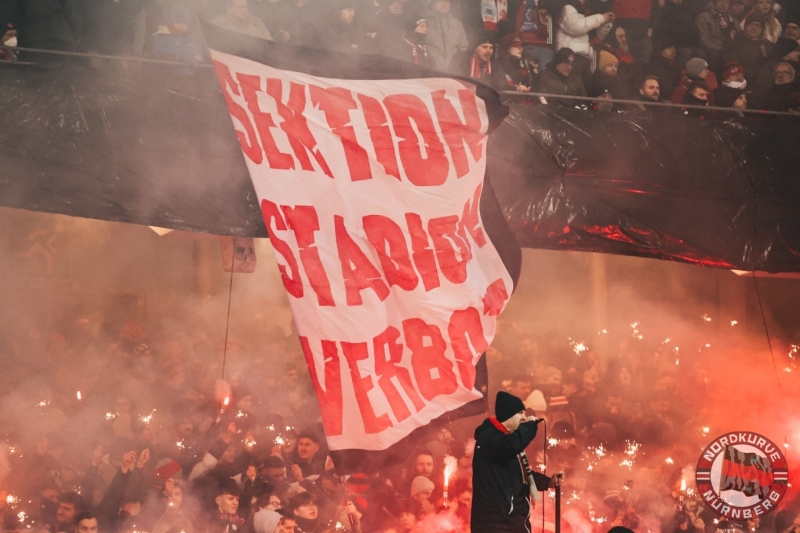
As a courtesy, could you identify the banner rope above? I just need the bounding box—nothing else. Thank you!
[221,237,236,384]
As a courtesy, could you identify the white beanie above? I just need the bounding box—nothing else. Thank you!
[525,389,547,412]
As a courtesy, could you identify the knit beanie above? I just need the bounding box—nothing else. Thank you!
[495,391,525,422]
[598,50,619,71]
[552,47,575,67]
[524,389,547,412]
[686,57,708,78]
[409,476,435,497]
[722,62,744,80]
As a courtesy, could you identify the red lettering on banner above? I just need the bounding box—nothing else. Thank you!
[281,205,334,306]
[213,61,263,164]
[373,326,425,421]
[358,94,401,181]
[265,79,333,177]
[260,199,303,298]
[429,215,471,284]
[431,90,484,179]
[310,86,372,181]
[405,213,441,292]
[363,215,418,292]
[237,73,295,170]
[461,184,487,247]
[341,342,393,433]
[403,318,459,400]
[335,216,391,306]
[448,307,488,389]
[384,94,449,186]
[300,337,343,436]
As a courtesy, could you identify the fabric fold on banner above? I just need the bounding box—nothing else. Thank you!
[204,23,520,472]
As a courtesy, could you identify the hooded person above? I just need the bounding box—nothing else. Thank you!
[253,509,280,533]
[471,392,555,533]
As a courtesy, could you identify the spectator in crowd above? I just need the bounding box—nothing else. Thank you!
[555,0,615,83]
[449,31,509,91]
[635,75,667,107]
[755,37,800,90]
[426,0,469,71]
[398,15,434,66]
[645,38,683,99]
[588,50,635,104]
[409,476,435,514]
[597,23,638,93]
[723,13,774,84]
[714,83,749,114]
[652,0,704,69]
[612,0,654,63]
[212,479,245,533]
[251,0,318,46]
[783,16,800,47]
[150,3,204,65]
[501,34,538,91]
[720,60,748,88]
[696,0,738,74]
[672,57,718,104]
[739,0,782,43]
[755,61,798,109]
[539,47,588,103]
[291,431,326,480]
[321,0,364,54]
[211,0,273,41]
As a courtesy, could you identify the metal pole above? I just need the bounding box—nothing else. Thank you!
[555,483,561,533]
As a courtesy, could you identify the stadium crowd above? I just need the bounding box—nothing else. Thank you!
[2,0,800,113]
[0,314,798,533]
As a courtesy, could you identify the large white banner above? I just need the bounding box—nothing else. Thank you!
[211,49,513,452]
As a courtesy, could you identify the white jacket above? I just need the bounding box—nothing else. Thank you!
[555,5,606,60]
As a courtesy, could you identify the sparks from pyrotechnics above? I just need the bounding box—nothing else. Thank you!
[599,329,608,334]
[105,412,117,420]
[630,322,643,340]
[76,391,82,401]
[244,436,257,449]
[274,435,286,446]
[6,494,18,505]
[139,409,156,424]
[702,426,710,437]
[236,410,246,418]
[548,437,560,447]
[665,457,674,464]
[569,338,588,355]
[731,320,738,326]
[176,441,186,450]
[18,511,26,522]
[702,314,712,322]
[37,400,49,407]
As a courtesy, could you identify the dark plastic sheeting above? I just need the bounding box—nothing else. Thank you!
[487,106,800,272]
[1,61,800,271]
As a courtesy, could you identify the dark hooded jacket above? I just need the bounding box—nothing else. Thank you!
[471,418,550,532]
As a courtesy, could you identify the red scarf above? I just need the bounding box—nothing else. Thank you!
[404,38,427,65]
[470,56,492,79]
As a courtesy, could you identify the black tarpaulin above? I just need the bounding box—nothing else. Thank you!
[486,106,800,272]
[1,60,800,271]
